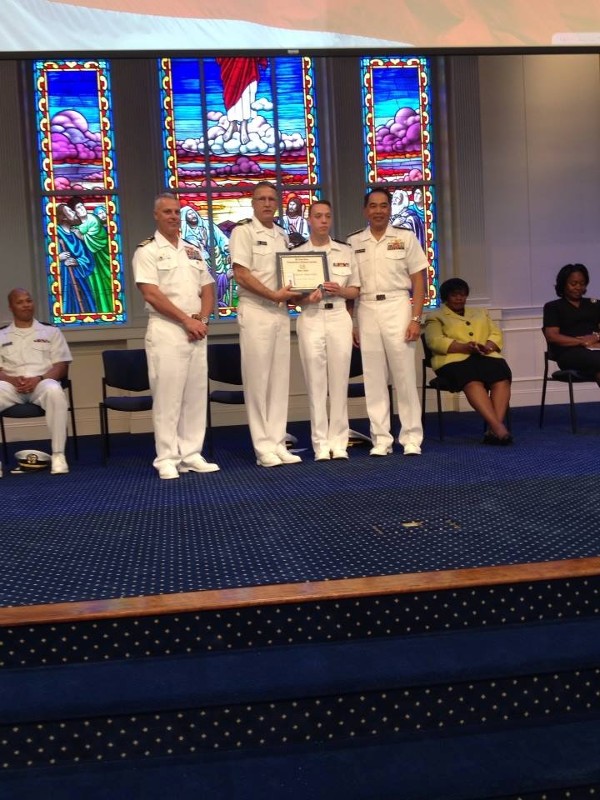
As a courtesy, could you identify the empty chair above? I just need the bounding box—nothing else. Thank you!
[539,349,596,434]
[99,349,152,463]
[206,341,245,455]
[347,347,394,445]
[0,377,78,464]
[347,346,367,402]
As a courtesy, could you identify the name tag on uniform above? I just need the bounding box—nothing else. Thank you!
[33,339,51,344]
[256,240,268,246]
[387,240,405,251]
[354,248,366,254]
[1,341,12,347]
[333,261,349,269]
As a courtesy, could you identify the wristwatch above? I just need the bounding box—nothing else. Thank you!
[200,316,210,325]
[411,315,422,324]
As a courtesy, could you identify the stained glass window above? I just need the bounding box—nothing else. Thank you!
[361,56,439,308]
[159,56,320,317]
[33,59,126,326]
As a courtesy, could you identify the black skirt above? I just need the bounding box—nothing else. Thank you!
[436,354,512,392]
[553,346,600,376]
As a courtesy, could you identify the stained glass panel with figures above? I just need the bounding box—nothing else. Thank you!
[33,59,126,325]
[160,56,320,317]
[361,56,439,308]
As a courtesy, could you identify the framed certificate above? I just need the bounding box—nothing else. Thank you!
[277,252,328,293]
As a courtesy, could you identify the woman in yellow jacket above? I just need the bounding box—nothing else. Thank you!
[424,278,513,444]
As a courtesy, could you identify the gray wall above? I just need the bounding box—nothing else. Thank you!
[478,54,600,309]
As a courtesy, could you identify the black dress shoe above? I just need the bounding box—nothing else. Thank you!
[499,434,514,446]
[482,432,500,445]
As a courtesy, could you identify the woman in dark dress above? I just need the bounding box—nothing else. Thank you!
[543,264,600,384]
[424,278,513,444]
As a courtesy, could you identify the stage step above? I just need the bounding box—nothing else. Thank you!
[2,615,600,798]
[1,719,600,799]
[3,616,600,724]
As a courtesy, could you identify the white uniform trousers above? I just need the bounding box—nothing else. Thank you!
[357,294,423,449]
[237,299,291,459]
[0,379,69,454]
[297,304,353,453]
[145,316,208,471]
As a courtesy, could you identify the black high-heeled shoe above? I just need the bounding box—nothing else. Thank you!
[482,432,500,445]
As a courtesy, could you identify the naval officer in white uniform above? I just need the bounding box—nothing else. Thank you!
[133,193,219,480]
[347,188,428,457]
[294,200,360,460]
[0,288,72,474]
[229,181,302,468]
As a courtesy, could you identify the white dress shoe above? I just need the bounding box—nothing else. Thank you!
[403,443,422,456]
[51,453,69,474]
[179,454,220,473]
[369,445,392,457]
[256,453,283,468]
[275,446,302,464]
[314,449,331,461]
[158,463,179,479]
[331,449,349,460]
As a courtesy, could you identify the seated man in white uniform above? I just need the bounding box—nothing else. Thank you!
[0,288,72,474]
[133,192,219,480]
[294,200,360,460]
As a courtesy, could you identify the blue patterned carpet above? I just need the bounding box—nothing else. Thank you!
[1,404,599,607]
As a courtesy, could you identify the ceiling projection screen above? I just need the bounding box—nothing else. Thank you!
[1,0,599,54]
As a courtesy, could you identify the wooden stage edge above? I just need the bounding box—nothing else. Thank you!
[0,557,600,627]
[2,556,600,627]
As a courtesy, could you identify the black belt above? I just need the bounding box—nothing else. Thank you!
[324,302,334,309]
[376,294,386,301]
